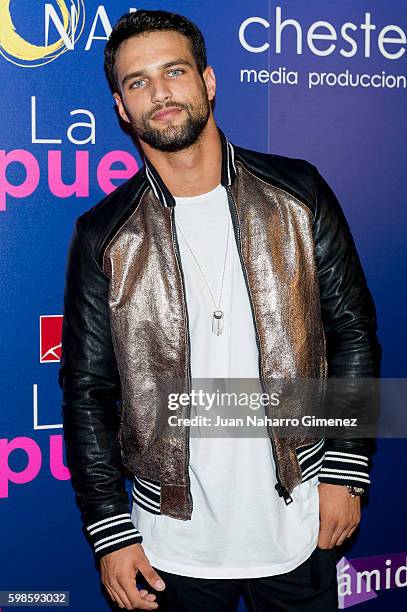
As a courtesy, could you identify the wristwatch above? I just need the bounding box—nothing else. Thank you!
[345,485,365,497]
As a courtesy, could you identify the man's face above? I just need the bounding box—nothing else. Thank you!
[113,30,216,152]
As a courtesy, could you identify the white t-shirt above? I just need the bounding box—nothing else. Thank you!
[131,183,320,578]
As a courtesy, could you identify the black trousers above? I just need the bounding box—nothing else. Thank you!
[137,545,339,612]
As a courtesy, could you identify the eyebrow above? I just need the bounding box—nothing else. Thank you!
[121,59,194,87]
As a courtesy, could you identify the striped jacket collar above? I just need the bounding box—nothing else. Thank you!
[143,126,236,207]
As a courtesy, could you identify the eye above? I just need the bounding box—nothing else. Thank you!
[168,68,184,77]
[130,79,146,89]
[129,79,148,89]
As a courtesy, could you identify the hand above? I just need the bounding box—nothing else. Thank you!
[100,543,165,610]
[317,483,361,549]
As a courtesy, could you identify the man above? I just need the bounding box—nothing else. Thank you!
[59,9,381,612]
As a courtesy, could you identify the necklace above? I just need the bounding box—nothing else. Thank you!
[175,212,231,336]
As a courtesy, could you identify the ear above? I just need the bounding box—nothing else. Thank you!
[113,93,130,124]
[202,66,216,102]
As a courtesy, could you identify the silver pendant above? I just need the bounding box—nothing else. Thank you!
[212,310,224,336]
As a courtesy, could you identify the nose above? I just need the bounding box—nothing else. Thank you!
[150,77,173,105]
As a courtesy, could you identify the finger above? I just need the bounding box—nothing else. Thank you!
[329,524,348,548]
[118,578,159,610]
[330,498,361,547]
[139,589,154,597]
[337,516,360,545]
[106,584,126,609]
[138,588,157,602]
[111,582,134,610]
[345,524,359,540]
[353,505,361,525]
[317,523,336,549]
[343,505,360,542]
[336,527,354,546]
[105,584,122,607]
[138,558,166,591]
[111,593,126,609]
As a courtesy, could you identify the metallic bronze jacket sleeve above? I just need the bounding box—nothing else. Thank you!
[59,217,142,561]
[311,166,382,490]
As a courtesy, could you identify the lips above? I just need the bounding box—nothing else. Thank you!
[151,107,182,121]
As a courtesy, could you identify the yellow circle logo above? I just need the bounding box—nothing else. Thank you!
[0,0,85,67]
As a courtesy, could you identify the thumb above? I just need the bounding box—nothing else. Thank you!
[138,557,166,591]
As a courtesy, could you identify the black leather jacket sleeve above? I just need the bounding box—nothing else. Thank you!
[59,217,142,561]
[311,165,382,490]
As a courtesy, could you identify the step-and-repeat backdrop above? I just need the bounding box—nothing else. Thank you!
[1,1,406,610]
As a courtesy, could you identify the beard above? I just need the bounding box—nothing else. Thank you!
[128,81,211,153]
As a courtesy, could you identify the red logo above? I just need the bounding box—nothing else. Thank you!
[40,315,63,363]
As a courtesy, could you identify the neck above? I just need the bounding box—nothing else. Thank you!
[140,117,222,197]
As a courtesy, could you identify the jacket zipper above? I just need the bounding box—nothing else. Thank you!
[169,206,194,514]
[225,185,293,505]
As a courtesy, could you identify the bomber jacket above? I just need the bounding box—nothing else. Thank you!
[59,126,382,562]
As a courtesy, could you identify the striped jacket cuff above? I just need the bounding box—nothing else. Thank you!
[318,448,371,489]
[85,511,143,560]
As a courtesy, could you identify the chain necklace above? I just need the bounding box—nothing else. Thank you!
[175,212,231,336]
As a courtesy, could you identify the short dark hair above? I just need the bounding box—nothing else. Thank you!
[104,9,207,93]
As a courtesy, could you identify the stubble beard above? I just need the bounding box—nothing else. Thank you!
[128,83,211,153]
